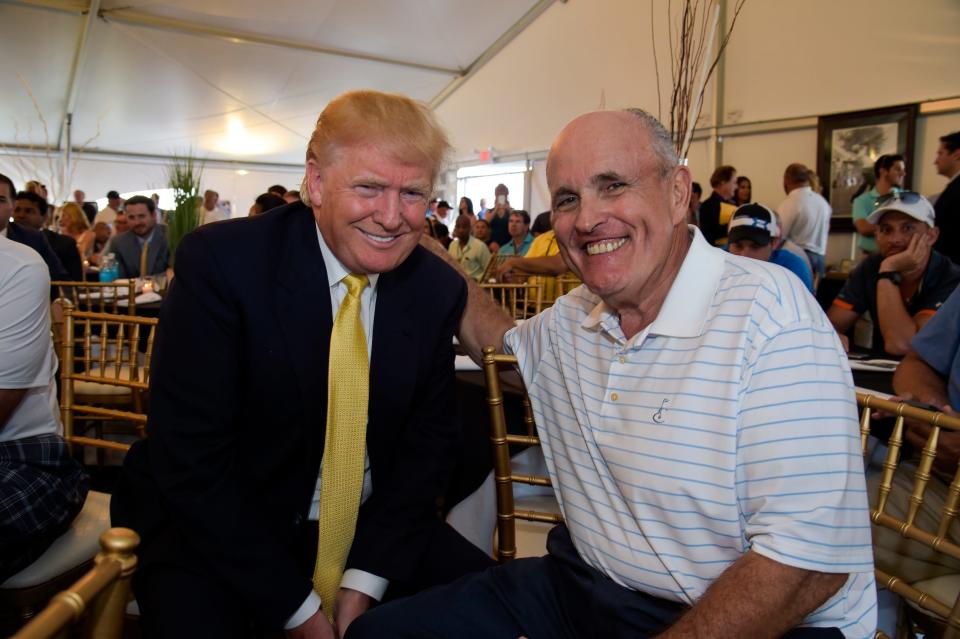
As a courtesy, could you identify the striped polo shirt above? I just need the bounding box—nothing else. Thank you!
[505,227,876,637]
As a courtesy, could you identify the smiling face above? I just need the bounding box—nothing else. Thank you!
[547,111,690,306]
[306,144,430,274]
[125,203,156,238]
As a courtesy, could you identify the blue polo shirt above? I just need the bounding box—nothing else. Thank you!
[498,233,533,257]
[770,248,814,293]
[911,287,960,409]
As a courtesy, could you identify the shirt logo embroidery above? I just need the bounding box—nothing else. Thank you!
[652,399,669,424]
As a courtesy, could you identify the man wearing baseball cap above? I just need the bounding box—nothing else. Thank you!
[726,203,814,292]
[828,192,960,355]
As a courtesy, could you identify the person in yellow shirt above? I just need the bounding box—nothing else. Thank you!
[496,228,576,303]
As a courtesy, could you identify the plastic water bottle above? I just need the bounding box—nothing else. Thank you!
[99,254,117,282]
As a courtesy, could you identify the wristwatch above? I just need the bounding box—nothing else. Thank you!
[877,271,902,285]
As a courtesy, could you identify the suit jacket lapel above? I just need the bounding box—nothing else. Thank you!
[275,206,333,446]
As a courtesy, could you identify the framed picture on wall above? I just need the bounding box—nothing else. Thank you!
[816,104,918,226]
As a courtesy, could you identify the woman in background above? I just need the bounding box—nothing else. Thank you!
[734,176,752,205]
[59,202,95,258]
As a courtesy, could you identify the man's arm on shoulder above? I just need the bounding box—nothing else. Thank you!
[658,550,846,639]
[419,235,513,363]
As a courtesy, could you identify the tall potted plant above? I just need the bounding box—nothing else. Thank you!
[166,152,203,268]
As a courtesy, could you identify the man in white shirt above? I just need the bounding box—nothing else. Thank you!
[777,163,832,282]
[353,108,875,639]
[199,189,229,225]
[0,236,88,581]
[93,190,123,226]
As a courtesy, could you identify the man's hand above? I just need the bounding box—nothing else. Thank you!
[496,257,521,281]
[880,233,930,276]
[286,608,336,639]
[334,587,372,637]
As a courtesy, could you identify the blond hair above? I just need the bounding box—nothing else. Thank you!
[300,90,450,203]
[59,202,89,234]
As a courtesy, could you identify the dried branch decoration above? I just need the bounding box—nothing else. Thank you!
[651,0,746,160]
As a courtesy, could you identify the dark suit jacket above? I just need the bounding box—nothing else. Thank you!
[112,225,170,278]
[934,177,960,265]
[112,202,470,627]
[5,221,67,281]
[42,229,83,281]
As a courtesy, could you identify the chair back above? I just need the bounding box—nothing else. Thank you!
[857,392,960,638]
[482,347,563,562]
[52,281,137,316]
[62,309,158,450]
[11,528,139,639]
[554,275,582,297]
[479,253,510,283]
[479,281,545,320]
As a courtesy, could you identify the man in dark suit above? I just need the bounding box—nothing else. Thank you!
[111,90,493,639]
[13,190,83,281]
[110,195,169,278]
[0,173,67,283]
[933,130,960,265]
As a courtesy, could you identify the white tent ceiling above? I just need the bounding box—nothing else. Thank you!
[0,0,555,167]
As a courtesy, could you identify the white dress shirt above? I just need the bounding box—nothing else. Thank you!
[776,186,831,255]
[285,223,385,629]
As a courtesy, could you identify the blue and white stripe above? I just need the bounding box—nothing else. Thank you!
[505,227,876,637]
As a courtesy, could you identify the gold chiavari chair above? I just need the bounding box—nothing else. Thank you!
[554,275,582,297]
[480,280,545,321]
[62,309,158,452]
[11,528,139,639]
[479,253,512,283]
[52,280,138,316]
[482,347,563,562]
[857,392,960,639]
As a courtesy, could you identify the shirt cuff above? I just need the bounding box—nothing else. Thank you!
[340,569,388,601]
[284,591,321,630]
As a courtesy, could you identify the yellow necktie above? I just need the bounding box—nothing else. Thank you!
[313,273,369,620]
[139,240,149,276]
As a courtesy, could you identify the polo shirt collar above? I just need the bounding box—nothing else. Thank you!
[315,222,380,291]
[581,226,723,339]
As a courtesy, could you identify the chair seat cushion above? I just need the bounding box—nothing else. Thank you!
[74,365,146,396]
[905,573,960,619]
[0,491,111,589]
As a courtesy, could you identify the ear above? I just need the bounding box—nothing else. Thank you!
[670,165,693,225]
[927,225,940,245]
[305,159,324,207]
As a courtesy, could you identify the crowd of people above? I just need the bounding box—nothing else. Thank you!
[2,87,960,638]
